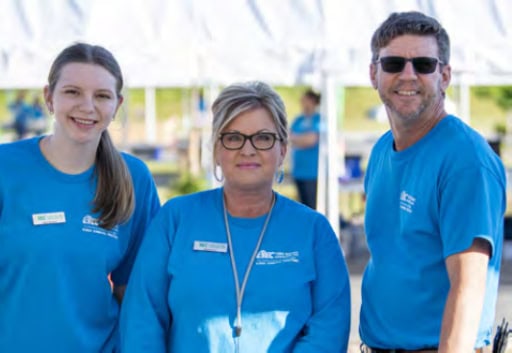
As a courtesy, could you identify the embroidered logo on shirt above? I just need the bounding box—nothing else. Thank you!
[400,190,416,214]
[255,250,299,265]
[82,215,119,239]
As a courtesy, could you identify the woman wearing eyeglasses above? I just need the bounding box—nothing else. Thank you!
[120,81,350,353]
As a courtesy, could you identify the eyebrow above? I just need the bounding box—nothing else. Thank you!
[224,129,275,133]
[60,84,115,93]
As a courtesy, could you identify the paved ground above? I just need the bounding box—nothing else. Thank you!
[343,238,512,353]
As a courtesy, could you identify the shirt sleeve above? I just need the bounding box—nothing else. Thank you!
[119,204,173,353]
[440,165,506,259]
[293,216,351,353]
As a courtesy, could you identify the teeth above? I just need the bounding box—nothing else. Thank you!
[397,90,417,96]
[74,118,95,125]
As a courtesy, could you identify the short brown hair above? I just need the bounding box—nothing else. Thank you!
[370,11,450,65]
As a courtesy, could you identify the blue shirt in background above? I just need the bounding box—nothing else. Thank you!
[290,113,321,180]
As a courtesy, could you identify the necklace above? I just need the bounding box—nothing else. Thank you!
[222,191,276,347]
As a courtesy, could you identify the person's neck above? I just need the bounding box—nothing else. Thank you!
[223,187,274,218]
[40,134,97,174]
[390,105,447,151]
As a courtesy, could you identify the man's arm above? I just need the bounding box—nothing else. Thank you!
[438,238,491,353]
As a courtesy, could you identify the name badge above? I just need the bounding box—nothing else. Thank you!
[32,212,66,225]
[193,240,228,253]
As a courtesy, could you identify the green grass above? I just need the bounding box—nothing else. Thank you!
[468,87,509,134]
[344,87,388,131]
[155,88,194,121]
[0,92,7,121]
[274,85,310,120]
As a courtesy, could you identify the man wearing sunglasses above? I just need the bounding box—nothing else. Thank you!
[360,11,506,353]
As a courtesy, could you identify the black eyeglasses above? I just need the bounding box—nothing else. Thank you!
[219,132,282,151]
[376,56,444,74]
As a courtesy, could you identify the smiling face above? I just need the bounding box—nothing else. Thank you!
[370,34,451,128]
[44,62,122,147]
[215,107,286,193]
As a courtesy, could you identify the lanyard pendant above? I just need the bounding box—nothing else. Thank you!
[235,326,242,337]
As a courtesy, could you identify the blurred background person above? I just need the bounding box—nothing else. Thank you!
[7,90,31,140]
[28,96,49,135]
[290,89,321,209]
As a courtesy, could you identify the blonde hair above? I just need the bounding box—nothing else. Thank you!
[211,81,288,162]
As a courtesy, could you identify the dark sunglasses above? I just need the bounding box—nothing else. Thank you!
[376,56,444,74]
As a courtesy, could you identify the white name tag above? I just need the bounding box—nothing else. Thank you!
[32,212,66,225]
[193,240,228,253]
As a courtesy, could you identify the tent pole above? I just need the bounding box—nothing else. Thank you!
[458,72,471,125]
[144,87,157,143]
[320,73,341,239]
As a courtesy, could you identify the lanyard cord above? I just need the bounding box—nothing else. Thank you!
[223,192,276,351]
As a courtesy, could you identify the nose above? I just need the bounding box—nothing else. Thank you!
[239,137,256,155]
[399,61,418,79]
[78,94,95,113]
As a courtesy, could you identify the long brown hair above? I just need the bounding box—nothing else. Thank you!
[47,42,134,229]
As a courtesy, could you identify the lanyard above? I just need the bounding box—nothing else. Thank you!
[222,192,276,350]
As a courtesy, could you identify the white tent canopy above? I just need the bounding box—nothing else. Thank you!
[2,0,512,88]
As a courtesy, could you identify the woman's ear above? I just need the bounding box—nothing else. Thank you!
[279,143,287,164]
[43,85,53,114]
[112,95,124,120]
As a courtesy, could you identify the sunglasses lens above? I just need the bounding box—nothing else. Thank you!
[378,57,440,74]
[412,57,439,74]
[379,57,405,73]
